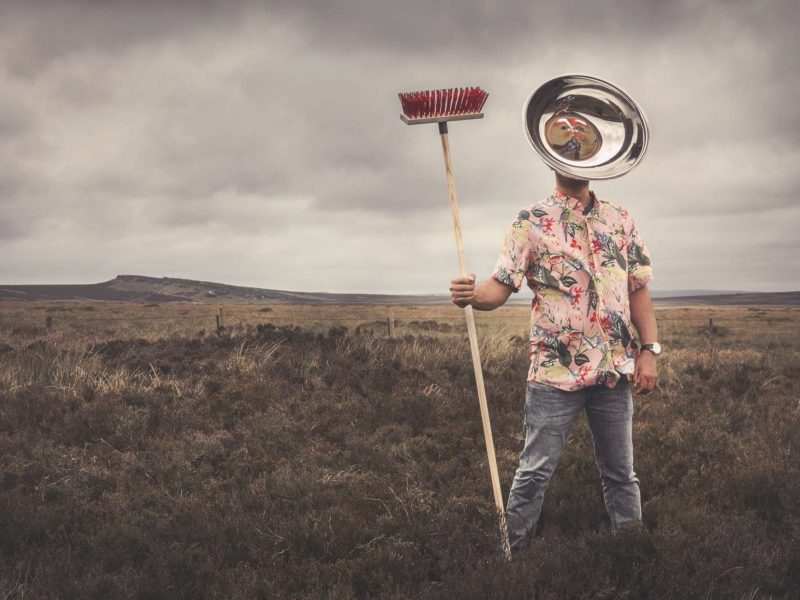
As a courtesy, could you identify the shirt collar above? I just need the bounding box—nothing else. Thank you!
[552,189,597,216]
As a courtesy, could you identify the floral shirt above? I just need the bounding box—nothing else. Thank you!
[492,189,653,391]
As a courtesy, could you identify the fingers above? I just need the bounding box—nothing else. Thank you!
[451,290,473,306]
[450,274,476,307]
[632,356,659,394]
[450,273,476,286]
[639,380,657,394]
[634,374,659,394]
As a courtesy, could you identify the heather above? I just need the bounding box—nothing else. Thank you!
[0,303,798,598]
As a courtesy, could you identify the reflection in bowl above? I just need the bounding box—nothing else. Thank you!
[524,75,650,180]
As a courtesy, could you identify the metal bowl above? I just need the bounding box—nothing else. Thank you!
[523,74,650,180]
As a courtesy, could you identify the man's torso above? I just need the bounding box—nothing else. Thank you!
[492,190,653,391]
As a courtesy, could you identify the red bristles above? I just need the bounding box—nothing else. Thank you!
[399,86,489,120]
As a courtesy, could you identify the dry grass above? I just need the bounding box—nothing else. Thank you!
[0,301,798,598]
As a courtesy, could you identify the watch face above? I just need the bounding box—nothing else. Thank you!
[644,342,662,355]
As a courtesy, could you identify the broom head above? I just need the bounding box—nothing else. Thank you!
[399,87,488,125]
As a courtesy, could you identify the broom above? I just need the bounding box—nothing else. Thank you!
[398,87,511,560]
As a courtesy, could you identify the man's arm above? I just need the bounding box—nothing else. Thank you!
[629,285,659,394]
[450,274,513,311]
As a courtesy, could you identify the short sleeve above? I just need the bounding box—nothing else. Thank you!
[626,217,653,293]
[491,211,534,293]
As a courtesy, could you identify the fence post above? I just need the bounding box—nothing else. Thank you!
[708,317,714,331]
[45,316,53,331]
[215,314,222,337]
[387,310,395,338]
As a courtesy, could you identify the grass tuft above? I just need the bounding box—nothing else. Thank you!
[0,303,798,597]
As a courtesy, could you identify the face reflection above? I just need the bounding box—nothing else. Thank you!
[544,112,601,161]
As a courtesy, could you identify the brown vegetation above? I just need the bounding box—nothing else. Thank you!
[0,302,798,598]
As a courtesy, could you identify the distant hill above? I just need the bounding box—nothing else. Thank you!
[0,275,445,305]
[0,275,798,306]
[652,291,800,306]
[648,289,751,298]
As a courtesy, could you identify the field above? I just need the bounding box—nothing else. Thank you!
[1,301,799,598]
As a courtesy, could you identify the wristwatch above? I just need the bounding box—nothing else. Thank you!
[640,342,662,356]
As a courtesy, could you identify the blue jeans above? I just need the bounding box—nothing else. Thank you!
[506,377,641,552]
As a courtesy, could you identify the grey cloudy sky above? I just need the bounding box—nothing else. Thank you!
[1,0,798,293]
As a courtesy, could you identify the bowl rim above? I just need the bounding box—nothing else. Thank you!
[522,73,651,180]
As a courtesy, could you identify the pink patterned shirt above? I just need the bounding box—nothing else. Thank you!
[492,189,653,391]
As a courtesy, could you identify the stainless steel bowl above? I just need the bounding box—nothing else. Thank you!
[523,74,650,180]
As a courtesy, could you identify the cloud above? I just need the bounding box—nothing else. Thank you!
[0,0,798,292]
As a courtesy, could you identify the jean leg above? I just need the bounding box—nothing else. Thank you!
[585,378,641,530]
[506,382,584,552]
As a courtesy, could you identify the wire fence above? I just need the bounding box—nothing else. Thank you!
[1,313,769,324]
[2,304,792,339]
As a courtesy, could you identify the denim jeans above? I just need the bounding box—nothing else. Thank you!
[506,376,641,552]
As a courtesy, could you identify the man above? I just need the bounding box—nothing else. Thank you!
[449,173,659,553]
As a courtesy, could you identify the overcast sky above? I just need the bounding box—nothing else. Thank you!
[1,0,798,293]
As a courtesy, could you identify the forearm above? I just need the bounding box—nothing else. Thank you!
[470,279,506,310]
[629,286,658,343]
[450,273,513,310]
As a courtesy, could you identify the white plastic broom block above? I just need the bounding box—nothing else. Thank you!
[400,113,484,126]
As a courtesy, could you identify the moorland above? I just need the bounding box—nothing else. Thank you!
[0,301,798,598]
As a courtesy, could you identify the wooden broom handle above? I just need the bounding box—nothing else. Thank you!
[438,122,511,559]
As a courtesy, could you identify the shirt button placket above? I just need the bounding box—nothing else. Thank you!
[584,218,612,354]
